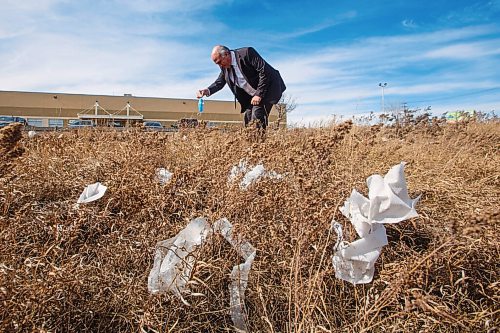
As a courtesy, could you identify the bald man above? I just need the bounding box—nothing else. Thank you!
[197,45,286,129]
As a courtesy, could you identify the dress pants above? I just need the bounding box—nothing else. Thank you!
[243,102,273,129]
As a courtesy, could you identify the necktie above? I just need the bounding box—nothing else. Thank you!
[229,66,237,109]
[230,66,237,86]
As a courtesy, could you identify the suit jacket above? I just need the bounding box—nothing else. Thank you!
[207,47,286,112]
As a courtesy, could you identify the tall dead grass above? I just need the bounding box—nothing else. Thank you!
[0,121,498,332]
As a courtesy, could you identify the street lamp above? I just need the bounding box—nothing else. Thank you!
[378,82,387,113]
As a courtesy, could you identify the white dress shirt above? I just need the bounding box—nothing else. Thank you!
[230,51,257,96]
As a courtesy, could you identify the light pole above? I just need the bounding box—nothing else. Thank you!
[378,82,387,113]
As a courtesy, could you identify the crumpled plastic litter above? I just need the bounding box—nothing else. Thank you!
[76,182,107,204]
[241,164,266,189]
[156,167,173,185]
[148,217,256,332]
[148,217,211,304]
[214,218,256,332]
[332,162,421,284]
[28,131,37,138]
[228,159,283,190]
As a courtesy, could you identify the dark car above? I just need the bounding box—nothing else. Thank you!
[143,121,163,129]
[0,116,28,128]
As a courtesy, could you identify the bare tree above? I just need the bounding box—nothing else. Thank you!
[274,94,297,128]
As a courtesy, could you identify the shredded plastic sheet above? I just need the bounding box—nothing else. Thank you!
[241,165,266,189]
[76,182,107,204]
[214,218,256,332]
[156,168,173,185]
[228,159,283,190]
[148,217,211,304]
[148,217,256,332]
[332,162,421,284]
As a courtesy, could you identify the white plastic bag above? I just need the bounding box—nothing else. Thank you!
[332,163,420,284]
[228,159,283,190]
[156,168,173,185]
[332,222,387,284]
[214,218,256,332]
[148,217,211,304]
[149,217,256,332]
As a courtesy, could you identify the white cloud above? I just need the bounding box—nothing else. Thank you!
[110,0,233,13]
[275,25,500,122]
[1,0,64,11]
[402,19,418,29]
[278,10,358,39]
[423,40,500,59]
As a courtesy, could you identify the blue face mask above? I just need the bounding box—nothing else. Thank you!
[198,98,204,113]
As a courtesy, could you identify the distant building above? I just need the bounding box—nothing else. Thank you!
[0,90,283,128]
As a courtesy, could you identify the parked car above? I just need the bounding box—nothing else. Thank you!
[69,120,95,128]
[143,121,163,129]
[0,116,27,128]
[108,121,124,127]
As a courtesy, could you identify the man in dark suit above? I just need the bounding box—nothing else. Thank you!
[196,45,286,129]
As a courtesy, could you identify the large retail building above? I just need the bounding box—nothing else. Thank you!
[0,90,283,128]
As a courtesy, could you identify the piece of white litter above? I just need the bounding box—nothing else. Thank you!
[332,162,420,284]
[28,131,37,138]
[214,218,256,332]
[77,182,107,204]
[228,159,249,183]
[156,168,173,185]
[332,222,387,284]
[148,217,256,332]
[148,217,211,304]
[266,170,284,180]
[240,164,266,189]
[228,159,284,190]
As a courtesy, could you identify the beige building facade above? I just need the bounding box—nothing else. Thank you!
[0,90,282,128]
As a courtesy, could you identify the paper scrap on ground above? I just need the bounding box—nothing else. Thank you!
[148,217,256,332]
[156,168,173,185]
[28,131,37,138]
[332,162,421,284]
[77,182,107,204]
[228,159,283,189]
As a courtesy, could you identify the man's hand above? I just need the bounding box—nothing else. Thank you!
[196,89,209,98]
[251,96,262,105]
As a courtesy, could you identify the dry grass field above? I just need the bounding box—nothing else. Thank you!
[1,120,499,332]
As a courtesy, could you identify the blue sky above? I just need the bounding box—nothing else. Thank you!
[0,0,499,125]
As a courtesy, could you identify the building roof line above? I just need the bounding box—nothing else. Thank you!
[0,89,233,103]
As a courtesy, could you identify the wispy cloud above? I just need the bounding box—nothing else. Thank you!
[278,11,357,39]
[0,0,227,98]
[278,25,500,122]
[402,19,418,29]
[423,40,500,59]
[441,0,500,24]
[109,0,233,13]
